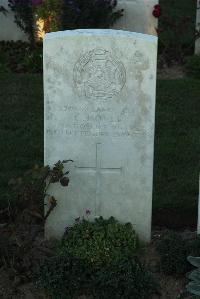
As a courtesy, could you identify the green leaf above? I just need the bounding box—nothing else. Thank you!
[188,256,200,268]
[187,282,200,295]
[188,269,200,282]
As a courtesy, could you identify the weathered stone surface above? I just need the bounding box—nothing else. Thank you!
[44,29,157,242]
[113,0,159,36]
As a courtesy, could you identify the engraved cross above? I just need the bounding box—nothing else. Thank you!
[75,143,122,215]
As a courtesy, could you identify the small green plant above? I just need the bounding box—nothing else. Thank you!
[38,217,159,298]
[186,256,200,298]
[60,216,139,267]
[184,55,200,79]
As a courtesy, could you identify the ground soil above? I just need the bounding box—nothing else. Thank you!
[143,231,187,299]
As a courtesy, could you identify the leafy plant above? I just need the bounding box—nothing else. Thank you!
[0,41,42,73]
[38,254,91,299]
[60,216,139,268]
[0,159,72,287]
[158,0,197,65]
[186,256,200,298]
[184,55,200,78]
[9,0,123,43]
[35,0,124,34]
[91,258,159,299]
[61,0,124,30]
[6,160,73,222]
[35,0,62,34]
[39,217,155,298]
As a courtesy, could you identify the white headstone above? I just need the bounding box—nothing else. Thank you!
[113,0,159,36]
[44,29,158,242]
[195,0,200,54]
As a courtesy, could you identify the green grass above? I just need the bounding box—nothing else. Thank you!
[154,79,200,213]
[0,74,43,205]
[0,74,199,226]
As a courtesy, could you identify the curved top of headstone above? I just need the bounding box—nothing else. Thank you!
[44,29,157,43]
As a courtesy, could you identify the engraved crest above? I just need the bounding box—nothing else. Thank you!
[73,48,126,99]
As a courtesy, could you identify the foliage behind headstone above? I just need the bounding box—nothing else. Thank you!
[8,0,123,43]
[8,0,35,44]
[158,0,197,65]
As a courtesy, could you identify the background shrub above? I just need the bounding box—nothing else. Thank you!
[0,41,42,73]
[10,0,123,41]
[158,0,196,65]
[8,0,35,44]
[60,216,139,267]
[35,0,62,33]
[61,0,123,30]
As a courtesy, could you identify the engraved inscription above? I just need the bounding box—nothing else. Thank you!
[73,48,126,99]
[45,103,147,138]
